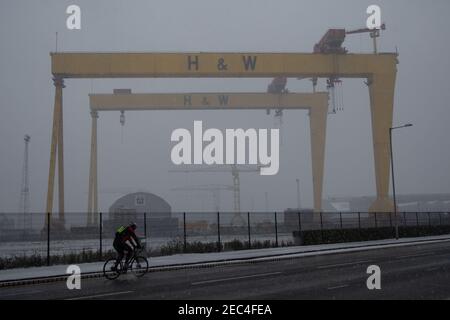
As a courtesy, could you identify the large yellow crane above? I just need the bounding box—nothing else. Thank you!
[47,46,398,226]
[86,91,329,226]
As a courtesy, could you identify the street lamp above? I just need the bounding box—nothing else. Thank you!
[390,123,413,240]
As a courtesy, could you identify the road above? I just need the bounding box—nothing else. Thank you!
[1,240,449,300]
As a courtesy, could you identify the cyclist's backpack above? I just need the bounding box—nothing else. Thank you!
[116,225,126,237]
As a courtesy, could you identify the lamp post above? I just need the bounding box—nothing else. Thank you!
[390,123,413,240]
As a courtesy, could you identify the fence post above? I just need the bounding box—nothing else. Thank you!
[99,212,103,260]
[274,212,278,247]
[217,212,221,252]
[297,211,303,246]
[298,211,302,232]
[247,212,251,249]
[47,212,50,266]
[144,212,147,241]
[439,213,442,226]
[339,212,343,230]
[358,212,362,240]
[320,212,324,243]
[393,212,397,239]
[183,212,187,253]
[374,212,378,228]
[358,212,361,230]
[416,212,420,237]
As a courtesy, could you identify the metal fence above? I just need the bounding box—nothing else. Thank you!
[1,211,450,266]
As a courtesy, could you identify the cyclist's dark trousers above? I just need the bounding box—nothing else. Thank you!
[113,239,133,266]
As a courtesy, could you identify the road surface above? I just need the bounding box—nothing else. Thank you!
[1,240,449,300]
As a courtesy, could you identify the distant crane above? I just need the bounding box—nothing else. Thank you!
[19,135,31,230]
[313,24,386,55]
[169,165,263,226]
[346,23,386,54]
[171,184,234,212]
[312,23,386,113]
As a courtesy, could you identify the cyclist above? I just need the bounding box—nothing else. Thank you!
[112,222,142,271]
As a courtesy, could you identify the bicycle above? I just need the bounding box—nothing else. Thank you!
[103,247,149,280]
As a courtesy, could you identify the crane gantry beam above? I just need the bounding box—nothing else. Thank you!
[51,52,396,78]
[47,51,398,223]
[89,92,327,111]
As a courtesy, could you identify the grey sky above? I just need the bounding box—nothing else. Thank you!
[1,0,449,214]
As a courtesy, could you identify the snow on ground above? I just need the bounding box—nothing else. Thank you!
[1,234,450,282]
[0,234,292,258]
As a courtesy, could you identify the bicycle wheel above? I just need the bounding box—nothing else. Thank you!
[103,258,121,280]
[130,256,148,277]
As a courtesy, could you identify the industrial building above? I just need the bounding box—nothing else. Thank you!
[105,192,179,237]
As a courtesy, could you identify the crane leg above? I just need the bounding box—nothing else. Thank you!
[45,77,64,226]
[368,72,396,212]
[310,103,328,213]
[87,111,98,226]
[57,80,65,223]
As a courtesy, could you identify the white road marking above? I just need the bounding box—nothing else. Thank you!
[191,272,283,286]
[0,290,42,298]
[66,290,134,300]
[317,260,372,269]
[396,253,432,259]
[327,284,350,290]
[426,267,441,272]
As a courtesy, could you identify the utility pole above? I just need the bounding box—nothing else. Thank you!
[390,123,413,240]
[296,179,302,210]
[20,135,31,230]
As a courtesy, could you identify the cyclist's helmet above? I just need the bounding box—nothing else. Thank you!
[129,222,137,230]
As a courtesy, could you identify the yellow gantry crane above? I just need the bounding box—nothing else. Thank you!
[85,91,329,226]
[47,41,398,226]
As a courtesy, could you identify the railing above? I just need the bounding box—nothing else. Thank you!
[0,211,449,267]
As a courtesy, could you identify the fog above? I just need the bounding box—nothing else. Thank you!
[1,0,449,214]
